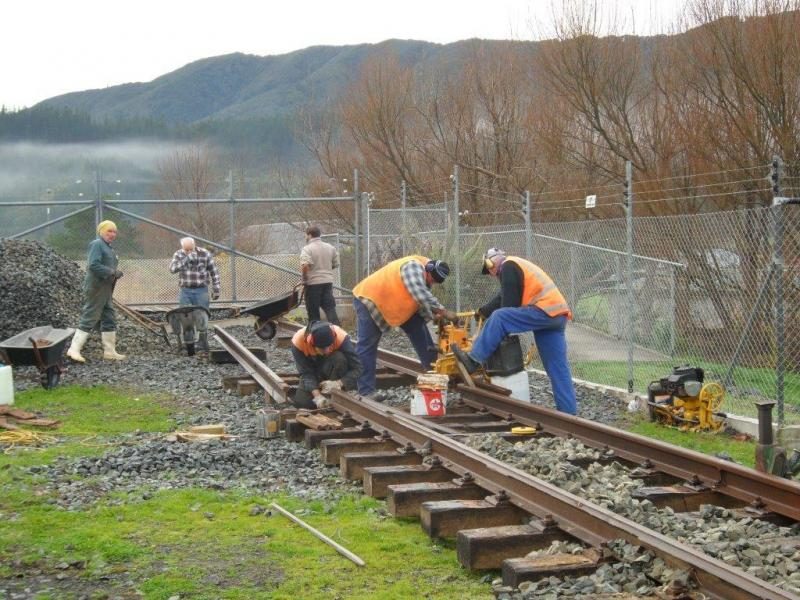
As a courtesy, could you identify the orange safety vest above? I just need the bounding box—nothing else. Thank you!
[352,255,430,327]
[291,324,349,357]
[504,256,572,319]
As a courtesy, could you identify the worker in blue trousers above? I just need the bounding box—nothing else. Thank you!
[452,248,577,415]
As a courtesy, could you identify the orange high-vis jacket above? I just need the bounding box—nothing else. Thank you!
[291,324,349,357]
[352,255,430,327]
[504,256,572,319]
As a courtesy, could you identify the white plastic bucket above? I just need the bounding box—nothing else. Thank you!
[491,370,530,403]
[0,365,14,406]
[411,373,449,416]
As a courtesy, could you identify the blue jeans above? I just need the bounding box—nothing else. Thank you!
[471,306,577,415]
[179,286,209,310]
[354,298,437,396]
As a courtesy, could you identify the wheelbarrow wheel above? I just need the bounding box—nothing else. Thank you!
[255,319,277,341]
[41,366,61,390]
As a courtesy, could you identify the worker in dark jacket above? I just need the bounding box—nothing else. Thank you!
[291,321,362,409]
[452,248,577,414]
[66,220,125,362]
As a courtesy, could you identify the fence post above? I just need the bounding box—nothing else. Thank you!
[525,190,533,258]
[453,165,461,312]
[228,169,237,302]
[364,192,371,275]
[94,170,103,228]
[353,169,360,281]
[771,155,785,426]
[401,180,407,256]
[669,266,676,357]
[625,160,635,393]
[569,245,577,307]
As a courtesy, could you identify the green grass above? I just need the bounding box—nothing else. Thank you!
[626,419,757,468]
[0,387,491,599]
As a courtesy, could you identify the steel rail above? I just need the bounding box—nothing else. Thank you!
[457,385,800,522]
[213,325,289,403]
[330,390,797,600]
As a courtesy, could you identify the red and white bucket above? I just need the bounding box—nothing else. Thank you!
[411,373,449,416]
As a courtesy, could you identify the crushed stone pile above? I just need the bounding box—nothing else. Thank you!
[0,239,83,341]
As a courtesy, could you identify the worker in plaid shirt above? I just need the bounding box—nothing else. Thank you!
[169,237,221,309]
[352,256,457,397]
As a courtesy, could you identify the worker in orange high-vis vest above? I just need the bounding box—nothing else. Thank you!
[352,256,457,397]
[452,248,577,415]
[290,321,363,409]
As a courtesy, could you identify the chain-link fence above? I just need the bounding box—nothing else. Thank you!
[3,166,799,424]
[364,175,800,425]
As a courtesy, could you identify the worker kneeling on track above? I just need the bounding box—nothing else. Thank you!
[290,320,363,410]
[451,248,578,415]
[352,255,458,398]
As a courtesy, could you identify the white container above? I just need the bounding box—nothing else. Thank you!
[491,370,530,403]
[411,373,449,416]
[0,365,14,406]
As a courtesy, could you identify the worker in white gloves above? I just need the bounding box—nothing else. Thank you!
[290,321,362,409]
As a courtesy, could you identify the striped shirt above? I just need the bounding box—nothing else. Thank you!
[359,260,444,332]
[169,247,221,295]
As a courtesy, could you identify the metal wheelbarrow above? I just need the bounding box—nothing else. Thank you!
[0,326,75,389]
[165,306,211,356]
[241,283,304,340]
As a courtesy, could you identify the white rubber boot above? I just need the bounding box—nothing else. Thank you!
[66,329,90,363]
[101,331,126,360]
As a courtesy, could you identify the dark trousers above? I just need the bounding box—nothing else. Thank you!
[305,282,340,325]
[293,351,349,409]
[354,298,436,396]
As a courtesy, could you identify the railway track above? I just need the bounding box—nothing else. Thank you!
[213,322,800,600]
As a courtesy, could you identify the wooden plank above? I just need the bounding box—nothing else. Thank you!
[420,498,527,538]
[502,549,602,588]
[340,450,422,481]
[304,427,376,449]
[295,413,342,431]
[320,439,397,466]
[387,481,487,517]
[457,522,574,570]
[363,465,455,499]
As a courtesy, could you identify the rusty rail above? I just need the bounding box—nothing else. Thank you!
[456,385,800,522]
[212,325,288,404]
[328,391,795,600]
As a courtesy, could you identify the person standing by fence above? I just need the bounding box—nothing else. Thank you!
[300,225,340,325]
[66,220,125,362]
[169,237,221,309]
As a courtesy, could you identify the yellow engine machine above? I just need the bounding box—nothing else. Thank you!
[646,366,725,432]
[432,311,483,376]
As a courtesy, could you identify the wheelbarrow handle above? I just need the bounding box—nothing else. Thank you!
[28,337,47,371]
[293,282,306,307]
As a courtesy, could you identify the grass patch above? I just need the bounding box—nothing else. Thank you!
[627,418,756,468]
[0,487,490,599]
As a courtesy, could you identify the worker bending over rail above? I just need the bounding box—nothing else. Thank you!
[352,255,457,398]
[291,321,362,409]
[452,248,577,415]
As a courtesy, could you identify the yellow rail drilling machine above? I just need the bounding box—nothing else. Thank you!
[646,365,726,432]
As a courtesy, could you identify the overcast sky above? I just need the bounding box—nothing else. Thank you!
[2,0,682,110]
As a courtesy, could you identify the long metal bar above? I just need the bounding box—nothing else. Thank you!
[91,196,355,204]
[532,232,685,267]
[212,325,289,403]
[457,385,800,521]
[330,391,793,600]
[8,205,94,239]
[0,200,95,206]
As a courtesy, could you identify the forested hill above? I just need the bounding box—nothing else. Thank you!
[32,39,469,124]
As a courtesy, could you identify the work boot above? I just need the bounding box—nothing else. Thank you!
[101,331,126,360]
[451,344,480,374]
[198,331,209,353]
[66,329,89,363]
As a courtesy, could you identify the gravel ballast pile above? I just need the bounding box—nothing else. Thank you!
[0,239,83,340]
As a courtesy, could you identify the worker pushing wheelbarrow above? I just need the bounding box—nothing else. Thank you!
[241,283,304,340]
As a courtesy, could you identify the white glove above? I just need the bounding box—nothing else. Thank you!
[320,380,343,394]
[313,396,330,409]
